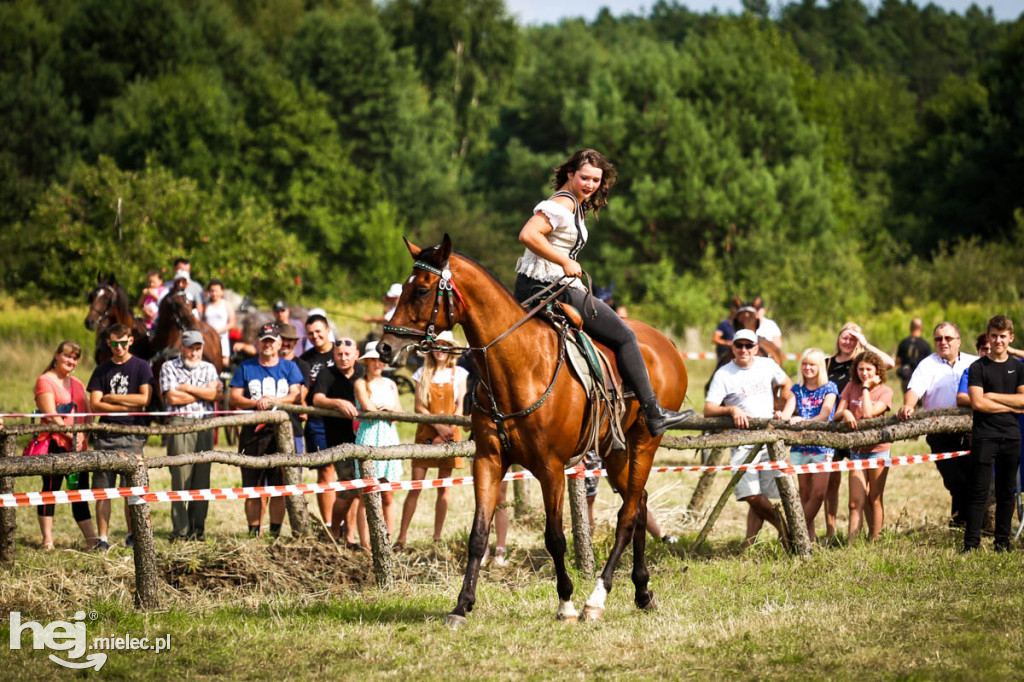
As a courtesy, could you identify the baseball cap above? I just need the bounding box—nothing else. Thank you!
[272,300,287,312]
[385,283,403,299]
[258,323,281,341]
[733,329,758,345]
[174,269,191,281]
[181,330,204,347]
[436,330,456,345]
[307,307,328,319]
[280,323,300,340]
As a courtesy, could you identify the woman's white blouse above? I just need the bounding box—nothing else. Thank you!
[516,199,588,291]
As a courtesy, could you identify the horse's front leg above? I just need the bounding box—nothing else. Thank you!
[446,448,504,629]
[631,489,657,611]
[534,466,579,622]
[583,435,657,621]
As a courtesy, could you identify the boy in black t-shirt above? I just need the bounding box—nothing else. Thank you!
[965,315,1024,552]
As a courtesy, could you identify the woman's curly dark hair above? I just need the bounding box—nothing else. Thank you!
[552,149,618,216]
[850,350,888,384]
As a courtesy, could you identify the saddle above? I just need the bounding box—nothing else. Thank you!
[542,303,629,458]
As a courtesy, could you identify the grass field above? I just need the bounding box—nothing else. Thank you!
[2,303,1024,679]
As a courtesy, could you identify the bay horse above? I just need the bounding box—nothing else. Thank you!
[151,287,225,374]
[378,235,688,627]
[85,275,152,364]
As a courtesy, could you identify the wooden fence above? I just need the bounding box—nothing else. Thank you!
[0,405,972,610]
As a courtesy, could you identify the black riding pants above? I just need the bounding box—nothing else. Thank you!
[513,275,656,404]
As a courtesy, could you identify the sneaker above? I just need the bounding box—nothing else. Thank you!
[994,543,1011,553]
[493,547,508,567]
[93,540,110,552]
[661,534,679,545]
[125,534,134,549]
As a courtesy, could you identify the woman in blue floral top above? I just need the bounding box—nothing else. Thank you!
[778,348,838,541]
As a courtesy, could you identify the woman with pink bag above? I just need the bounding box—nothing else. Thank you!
[32,341,99,550]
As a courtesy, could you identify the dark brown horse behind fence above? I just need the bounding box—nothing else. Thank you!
[85,275,152,365]
[379,235,689,627]
[150,288,224,374]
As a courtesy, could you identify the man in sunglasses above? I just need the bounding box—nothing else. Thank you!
[703,329,792,547]
[87,323,153,550]
[897,322,978,528]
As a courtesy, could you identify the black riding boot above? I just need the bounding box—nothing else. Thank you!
[616,337,695,437]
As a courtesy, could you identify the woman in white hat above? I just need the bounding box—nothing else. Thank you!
[353,341,403,544]
[393,331,467,550]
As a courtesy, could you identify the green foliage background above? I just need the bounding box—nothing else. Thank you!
[1,0,1022,330]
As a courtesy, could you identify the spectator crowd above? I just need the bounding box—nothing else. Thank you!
[13,269,1024,557]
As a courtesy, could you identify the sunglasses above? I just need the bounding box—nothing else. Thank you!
[336,340,355,347]
[109,340,130,348]
[734,342,756,350]
[934,335,959,342]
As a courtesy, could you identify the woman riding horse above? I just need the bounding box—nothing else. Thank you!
[514,149,694,436]
[379,149,696,626]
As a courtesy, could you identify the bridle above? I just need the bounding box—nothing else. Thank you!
[88,285,117,324]
[382,260,465,354]
[382,257,578,449]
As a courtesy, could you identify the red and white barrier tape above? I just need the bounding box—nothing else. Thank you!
[0,486,150,508]
[0,451,969,508]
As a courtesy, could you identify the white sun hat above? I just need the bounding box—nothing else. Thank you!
[360,341,381,360]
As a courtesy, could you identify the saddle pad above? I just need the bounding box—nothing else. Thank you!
[566,329,606,393]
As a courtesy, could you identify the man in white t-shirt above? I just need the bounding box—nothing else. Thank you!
[704,329,792,546]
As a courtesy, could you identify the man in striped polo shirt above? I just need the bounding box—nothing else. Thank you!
[160,330,222,541]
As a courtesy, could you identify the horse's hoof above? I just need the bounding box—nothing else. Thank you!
[444,613,468,630]
[557,613,579,623]
[638,592,659,611]
[581,605,604,622]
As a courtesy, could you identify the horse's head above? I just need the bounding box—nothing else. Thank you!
[159,289,197,331]
[378,234,460,366]
[85,277,118,331]
[731,296,762,333]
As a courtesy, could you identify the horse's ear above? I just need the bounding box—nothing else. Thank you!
[404,237,422,259]
[439,233,452,262]
[732,296,742,309]
[752,295,763,309]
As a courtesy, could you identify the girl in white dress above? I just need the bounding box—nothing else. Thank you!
[354,341,402,544]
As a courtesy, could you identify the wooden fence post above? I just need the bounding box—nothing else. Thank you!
[0,435,16,563]
[128,461,160,609]
[687,447,727,516]
[767,441,812,557]
[274,419,309,536]
[693,443,765,548]
[359,459,395,589]
[566,474,594,576]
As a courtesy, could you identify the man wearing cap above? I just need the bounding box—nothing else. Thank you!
[160,330,222,541]
[311,337,365,544]
[703,329,793,547]
[173,257,205,316]
[229,322,304,537]
[272,300,308,355]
